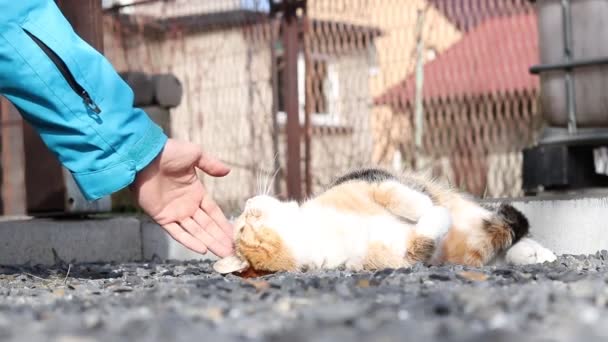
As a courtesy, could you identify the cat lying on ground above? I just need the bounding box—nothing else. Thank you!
[214,168,556,275]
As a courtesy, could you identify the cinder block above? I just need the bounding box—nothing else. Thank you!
[119,71,155,106]
[151,74,182,108]
[142,106,171,136]
[0,217,142,265]
[141,218,218,262]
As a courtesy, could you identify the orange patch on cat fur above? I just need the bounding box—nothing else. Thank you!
[236,267,273,279]
[236,225,297,272]
[483,219,514,251]
[440,228,477,266]
[405,235,435,265]
[314,181,387,216]
[363,242,407,270]
[440,223,502,267]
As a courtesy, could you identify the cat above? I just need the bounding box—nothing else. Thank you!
[214,168,556,275]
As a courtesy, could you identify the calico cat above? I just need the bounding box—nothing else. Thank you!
[214,168,556,275]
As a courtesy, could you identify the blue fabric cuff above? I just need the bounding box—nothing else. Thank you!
[71,122,167,201]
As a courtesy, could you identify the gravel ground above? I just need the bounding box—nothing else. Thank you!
[1,253,608,342]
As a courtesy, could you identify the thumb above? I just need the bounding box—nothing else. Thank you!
[197,151,230,177]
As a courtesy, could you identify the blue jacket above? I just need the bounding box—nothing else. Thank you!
[0,1,167,200]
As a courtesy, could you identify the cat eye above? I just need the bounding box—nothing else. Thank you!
[247,209,262,219]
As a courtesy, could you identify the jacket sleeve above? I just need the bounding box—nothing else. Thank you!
[0,1,167,201]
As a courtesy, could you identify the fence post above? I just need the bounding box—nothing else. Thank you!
[56,0,105,52]
[0,100,27,215]
[22,0,105,213]
[272,1,306,201]
[302,7,313,197]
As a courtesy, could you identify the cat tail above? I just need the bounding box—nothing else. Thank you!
[483,203,529,253]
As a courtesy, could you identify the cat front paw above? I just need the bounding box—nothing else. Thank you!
[505,237,557,265]
[416,206,451,241]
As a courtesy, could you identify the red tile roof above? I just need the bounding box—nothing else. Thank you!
[428,0,533,32]
[375,13,539,107]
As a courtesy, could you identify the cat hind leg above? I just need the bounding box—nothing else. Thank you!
[416,206,451,241]
[372,180,435,222]
[504,237,557,265]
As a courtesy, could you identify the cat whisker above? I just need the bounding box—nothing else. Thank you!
[265,167,281,195]
[256,170,263,195]
[263,169,271,195]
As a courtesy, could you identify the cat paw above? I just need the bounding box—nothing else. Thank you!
[505,237,557,265]
[416,206,451,241]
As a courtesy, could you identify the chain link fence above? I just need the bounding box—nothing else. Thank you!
[103,0,541,212]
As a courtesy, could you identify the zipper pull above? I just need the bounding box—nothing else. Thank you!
[81,90,101,114]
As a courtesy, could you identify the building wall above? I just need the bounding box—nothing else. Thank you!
[104,18,377,211]
[105,21,272,214]
[307,0,464,167]
[309,51,374,193]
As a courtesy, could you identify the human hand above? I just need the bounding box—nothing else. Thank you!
[131,138,234,257]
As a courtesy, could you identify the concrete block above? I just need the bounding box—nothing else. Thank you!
[142,106,171,136]
[119,71,154,106]
[151,74,182,108]
[487,195,608,255]
[0,217,142,265]
[141,218,218,262]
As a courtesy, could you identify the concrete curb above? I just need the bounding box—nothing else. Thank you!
[485,195,608,255]
[0,215,216,266]
[0,195,606,265]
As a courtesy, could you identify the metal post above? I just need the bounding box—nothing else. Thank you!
[270,21,282,196]
[302,10,313,197]
[413,8,427,170]
[561,0,577,134]
[56,0,105,51]
[0,100,27,215]
[22,0,105,213]
[282,5,303,200]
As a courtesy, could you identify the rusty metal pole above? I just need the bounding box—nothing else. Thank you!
[282,5,303,200]
[21,0,105,213]
[56,0,105,51]
[0,101,27,215]
[270,20,282,196]
[302,9,313,197]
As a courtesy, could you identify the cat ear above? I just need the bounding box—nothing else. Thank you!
[213,255,250,274]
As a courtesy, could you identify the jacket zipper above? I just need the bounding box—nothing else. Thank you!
[25,31,101,114]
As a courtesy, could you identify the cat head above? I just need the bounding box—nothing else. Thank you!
[213,194,300,275]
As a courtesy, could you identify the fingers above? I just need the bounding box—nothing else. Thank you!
[197,151,230,177]
[180,217,233,257]
[193,209,233,249]
[162,222,208,255]
[201,195,234,238]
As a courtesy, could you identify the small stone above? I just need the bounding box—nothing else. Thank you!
[372,268,394,279]
[457,271,488,282]
[203,307,224,323]
[569,280,597,299]
[124,275,143,286]
[429,273,451,281]
[335,282,352,297]
[111,286,133,293]
[430,295,453,316]
[308,302,370,324]
[243,279,270,292]
[55,336,97,342]
[492,269,513,277]
[83,314,104,330]
[357,279,371,288]
[548,270,586,283]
